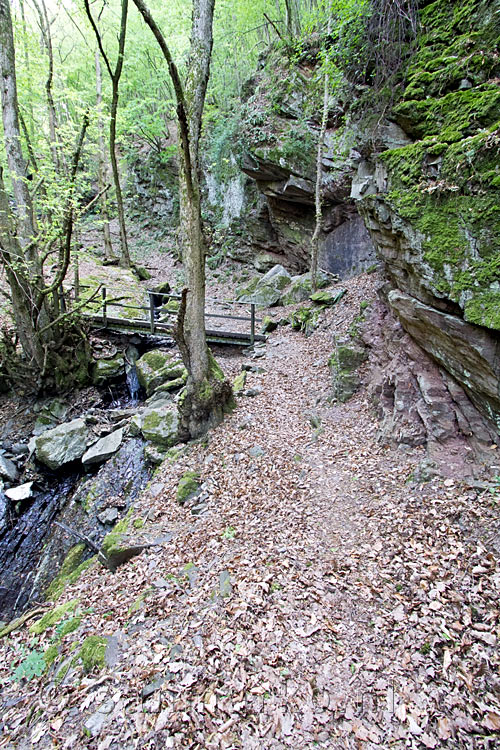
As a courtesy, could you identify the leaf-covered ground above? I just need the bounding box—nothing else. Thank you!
[0,273,499,749]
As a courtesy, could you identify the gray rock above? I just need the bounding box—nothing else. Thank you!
[84,711,108,738]
[105,633,126,668]
[244,387,262,397]
[5,481,33,501]
[219,570,233,598]
[82,428,124,466]
[144,444,168,466]
[35,418,88,470]
[0,454,19,483]
[136,350,187,397]
[97,507,119,525]
[249,445,265,457]
[140,405,179,448]
[92,354,125,386]
[237,264,292,306]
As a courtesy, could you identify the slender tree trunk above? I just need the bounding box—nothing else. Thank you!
[133,0,233,439]
[95,47,114,261]
[84,0,131,268]
[311,8,332,291]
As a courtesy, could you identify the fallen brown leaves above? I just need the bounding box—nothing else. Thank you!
[0,272,498,749]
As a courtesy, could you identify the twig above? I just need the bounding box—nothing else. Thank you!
[36,285,102,337]
[0,606,49,638]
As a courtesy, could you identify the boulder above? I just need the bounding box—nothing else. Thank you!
[92,355,125,386]
[35,418,89,470]
[134,404,179,448]
[82,428,124,467]
[5,481,33,502]
[310,288,347,306]
[280,271,329,305]
[135,350,187,396]
[329,338,367,402]
[0,454,18,483]
[237,264,292,306]
[33,399,69,436]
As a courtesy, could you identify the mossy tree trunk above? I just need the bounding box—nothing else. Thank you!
[133,0,233,440]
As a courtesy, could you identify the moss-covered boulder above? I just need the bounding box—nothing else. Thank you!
[134,404,179,448]
[136,350,187,396]
[35,418,89,470]
[236,264,292,306]
[92,354,125,386]
[176,471,200,504]
[310,288,346,306]
[329,338,368,403]
[280,271,329,305]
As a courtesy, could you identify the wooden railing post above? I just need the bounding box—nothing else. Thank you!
[250,303,255,345]
[102,287,107,327]
[149,291,156,334]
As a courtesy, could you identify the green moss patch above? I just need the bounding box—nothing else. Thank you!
[29,600,79,635]
[77,636,107,673]
[47,544,96,602]
[176,471,200,505]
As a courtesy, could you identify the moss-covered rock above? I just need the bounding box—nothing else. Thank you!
[92,354,125,386]
[236,265,292,306]
[46,544,96,601]
[176,471,200,504]
[136,350,186,396]
[78,636,107,673]
[35,419,89,470]
[329,338,368,403]
[140,404,179,447]
[232,371,247,394]
[310,288,347,306]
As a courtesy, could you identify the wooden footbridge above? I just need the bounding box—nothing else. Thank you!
[75,286,266,347]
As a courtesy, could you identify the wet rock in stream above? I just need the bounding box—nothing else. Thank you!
[0,437,151,621]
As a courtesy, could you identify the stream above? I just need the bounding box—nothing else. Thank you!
[0,376,152,623]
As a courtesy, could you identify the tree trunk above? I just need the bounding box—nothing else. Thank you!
[133,0,233,439]
[84,0,131,268]
[310,7,332,291]
[95,47,114,261]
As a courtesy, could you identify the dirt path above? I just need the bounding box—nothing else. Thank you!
[0,283,499,749]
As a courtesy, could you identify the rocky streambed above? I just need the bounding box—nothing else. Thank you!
[0,340,190,623]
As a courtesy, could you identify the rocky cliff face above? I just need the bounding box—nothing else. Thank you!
[228,0,500,438]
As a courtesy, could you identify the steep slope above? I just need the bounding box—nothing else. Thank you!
[223,0,500,436]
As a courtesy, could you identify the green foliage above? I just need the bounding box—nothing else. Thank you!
[12,648,46,682]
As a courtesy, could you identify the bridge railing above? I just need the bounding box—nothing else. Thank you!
[69,284,261,344]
